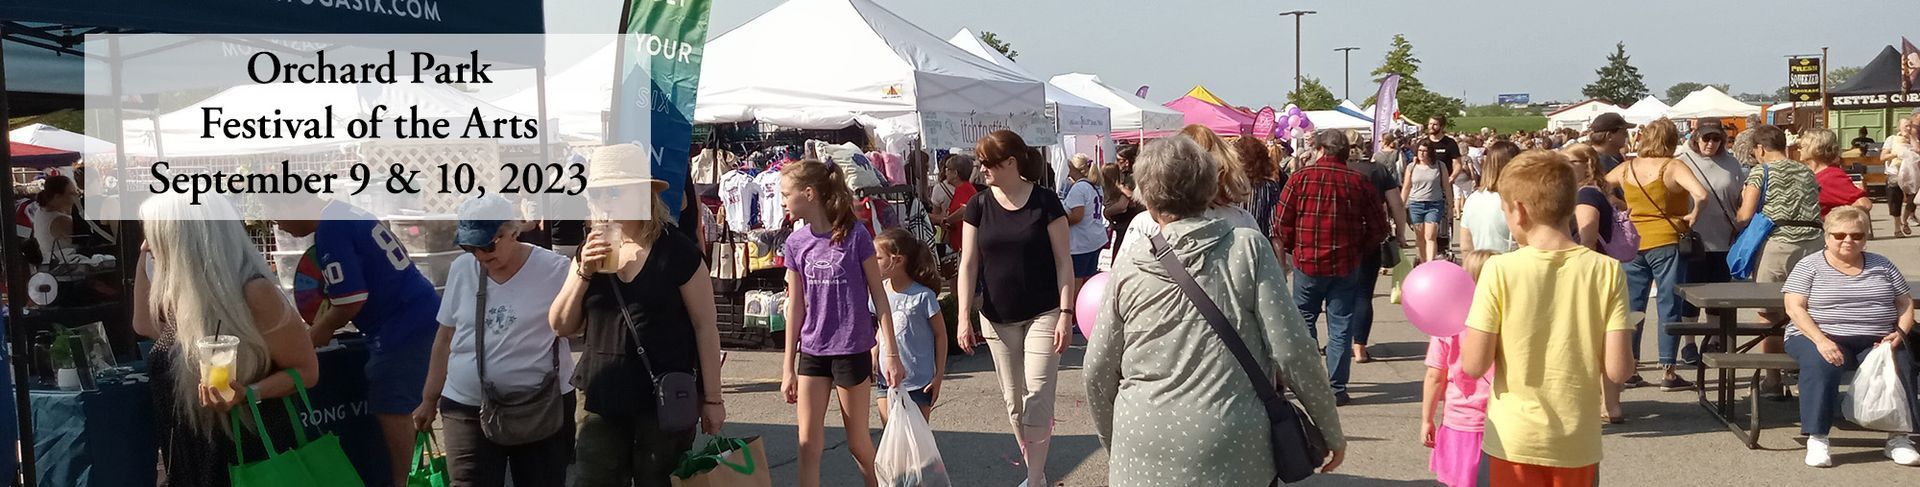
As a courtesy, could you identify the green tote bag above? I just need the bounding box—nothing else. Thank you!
[408,431,449,487]
[228,387,319,487]
[283,369,365,486]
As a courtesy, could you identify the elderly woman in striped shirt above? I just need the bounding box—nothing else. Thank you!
[1782,205,1920,468]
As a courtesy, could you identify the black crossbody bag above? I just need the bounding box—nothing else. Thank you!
[606,275,702,432]
[1148,233,1327,484]
[473,260,567,445]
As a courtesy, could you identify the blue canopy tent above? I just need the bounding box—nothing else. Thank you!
[0,2,543,485]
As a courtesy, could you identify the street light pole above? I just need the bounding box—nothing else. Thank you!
[1335,47,1360,99]
[1280,10,1316,95]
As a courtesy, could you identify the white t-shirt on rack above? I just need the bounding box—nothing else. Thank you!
[719,170,759,231]
[435,246,576,407]
[755,169,786,229]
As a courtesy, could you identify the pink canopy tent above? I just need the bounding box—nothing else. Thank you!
[1164,95,1255,136]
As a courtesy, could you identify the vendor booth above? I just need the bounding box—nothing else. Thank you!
[947,29,1112,183]
[0,2,545,486]
[1621,96,1671,125]
[1829,46,1919,140]
[1162,85,1254,137]
[1665,86,1761,120]
[694,0,1052,150]
[1053,73,1184,140]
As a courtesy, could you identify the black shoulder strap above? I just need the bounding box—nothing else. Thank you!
[1679,152,1738,244]
[1148,233,1304,418]
[1629,158,1690,239]
[606,274,663,381]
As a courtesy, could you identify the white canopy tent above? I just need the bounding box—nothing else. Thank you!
[948,29,1111,181]
[1052,73,1184,139]
[491,42,616,143]
[1620,96,1670,125]
[1546,100,1624,131]
[9,123,115,156]
[694,0,1051,148]
[1664,87,1760,120]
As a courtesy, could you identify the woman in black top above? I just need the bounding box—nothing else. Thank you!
[1103,146,1142,264]
[956,130,1075,487]
[550,178,725,487]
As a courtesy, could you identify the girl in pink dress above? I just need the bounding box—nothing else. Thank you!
[1421,250,1496,487]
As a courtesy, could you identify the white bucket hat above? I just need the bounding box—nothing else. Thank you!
[587,143,668,191]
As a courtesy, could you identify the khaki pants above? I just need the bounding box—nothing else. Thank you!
[982,310,1062,429]
[1755,239,1821,284]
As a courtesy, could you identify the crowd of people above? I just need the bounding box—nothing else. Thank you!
[122,106,1920,486]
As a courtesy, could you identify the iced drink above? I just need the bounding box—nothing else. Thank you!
[197,335,240,402]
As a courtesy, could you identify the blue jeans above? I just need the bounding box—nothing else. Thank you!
[1293,263,1372,395]
[1623,244,1683,366]
[1785,334,1920,435]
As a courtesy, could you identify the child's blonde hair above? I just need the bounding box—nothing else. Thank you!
[1461,250,1499,282]
[874,228,941,290]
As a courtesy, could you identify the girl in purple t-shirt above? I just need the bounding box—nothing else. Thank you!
[779,159,906,487]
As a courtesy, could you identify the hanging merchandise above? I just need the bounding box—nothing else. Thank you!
[719,168,761,230]
[754,168,786,230]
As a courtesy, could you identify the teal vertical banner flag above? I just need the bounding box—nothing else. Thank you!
[614,0,713,219]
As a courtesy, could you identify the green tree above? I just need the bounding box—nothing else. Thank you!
[1664,82,1729,104]
[1582,42,1651,105]
[1828,65,1861,87]
[1364,34,1464,126]
[1287,77,1339,111]
[980,31,1018,60]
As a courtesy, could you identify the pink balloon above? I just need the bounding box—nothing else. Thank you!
[1399,261,1476,337]
[1075,272,1112,336]
[1286,106,1305,118]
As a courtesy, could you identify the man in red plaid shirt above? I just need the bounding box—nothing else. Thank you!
[1269,130,1389,406]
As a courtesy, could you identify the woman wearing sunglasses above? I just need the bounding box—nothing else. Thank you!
[414,195,579,486]
[1781,205,1920,468]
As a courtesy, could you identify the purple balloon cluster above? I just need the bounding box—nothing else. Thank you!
[1273,106,1316,139]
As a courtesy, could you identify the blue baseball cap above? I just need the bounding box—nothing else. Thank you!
[455,196,515,248]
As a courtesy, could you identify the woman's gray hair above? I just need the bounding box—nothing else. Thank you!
[1135,137,1219,219]
[1825,205,1870,232]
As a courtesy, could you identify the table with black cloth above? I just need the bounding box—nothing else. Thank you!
[28,336,391,487]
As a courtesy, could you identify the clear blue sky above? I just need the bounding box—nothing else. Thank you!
[550,0,1914,108]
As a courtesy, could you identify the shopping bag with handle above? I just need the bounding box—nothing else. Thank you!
[671,436,772,487]
[282,369,364,486]
[875,388,950,487]
[407,431,449,487]
[1843,344,1914,432]
[227,388,320,487]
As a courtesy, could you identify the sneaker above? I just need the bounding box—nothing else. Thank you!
[1660,375,1695,392]
[1808,435,1834,468]
[1680,342,1702,366]
[1335,393,1352,407]
[1889,435,1920,466]
[1622,374,1647,389]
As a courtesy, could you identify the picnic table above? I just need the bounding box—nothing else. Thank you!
[1677,281,1920,448]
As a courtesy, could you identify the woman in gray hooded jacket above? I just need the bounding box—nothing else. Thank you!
[1086,136,1346,487]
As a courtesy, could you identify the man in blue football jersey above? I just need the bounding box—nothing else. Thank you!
[277,197,439,487]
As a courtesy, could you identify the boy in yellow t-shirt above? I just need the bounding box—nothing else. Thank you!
[1460,150,1636,486]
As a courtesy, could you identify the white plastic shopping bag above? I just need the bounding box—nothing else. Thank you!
[875,388,950,487]
[1843,344,1914,432]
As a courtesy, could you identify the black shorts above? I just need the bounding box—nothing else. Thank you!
[796,352,873,387]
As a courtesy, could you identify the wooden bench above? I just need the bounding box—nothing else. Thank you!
[1666,322,1782,337]
[1700,353,1801,449]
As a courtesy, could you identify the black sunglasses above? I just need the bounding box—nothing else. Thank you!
[460,234,504,254]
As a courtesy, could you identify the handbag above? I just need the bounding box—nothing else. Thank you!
[608,275,703,432]
[473,260,567,446]
[228,369,365,487]
[1147,233,1327,484]
[1630,158,1705,260]
[406,432,449,487]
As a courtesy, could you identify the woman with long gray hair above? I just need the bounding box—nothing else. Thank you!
[134,193,320,486]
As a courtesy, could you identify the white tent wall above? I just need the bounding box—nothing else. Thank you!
[1305,110,1373,131]
[1546,100,1623,131]
[1621,96,1671,125]
[694,0,1051,146]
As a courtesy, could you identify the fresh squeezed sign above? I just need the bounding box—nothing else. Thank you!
[922,110,1057,148]
[1789,57,1823,102]
[615,0,712,218]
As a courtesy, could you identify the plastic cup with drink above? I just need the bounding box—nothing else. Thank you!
[197,335,240,402]
[587,186,625,274]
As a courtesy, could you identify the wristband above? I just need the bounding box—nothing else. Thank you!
[1060,308,1074,316]
[704,399,725,406]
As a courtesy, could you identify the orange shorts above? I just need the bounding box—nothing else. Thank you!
[1477,454,1598,487]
